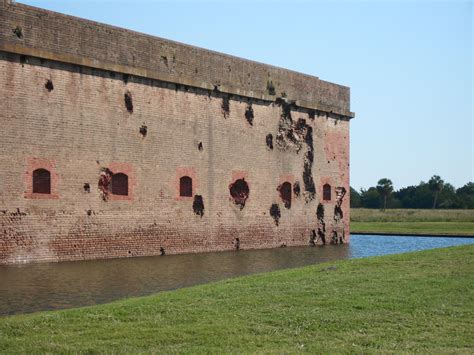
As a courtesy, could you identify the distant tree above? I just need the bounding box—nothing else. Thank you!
[428,175,444,209]
[357,179,473,210]
[394,185,417,208]
[376,178,393,211]
[360,187,381,209]
[350,187,361,208]
[438,183,458,209]
[456,182,474,209]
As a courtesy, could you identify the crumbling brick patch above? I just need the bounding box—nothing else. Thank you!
[274,100,315,202]
[316,203,326,245]
[275,98,301,152]
[124,91,133,113]
[139,124,147,137]
[234,238,240,251]
[266,134,273,150]
[45,79,54,92]
[278,182,292,209]
[332,186,347,244]
[293,181,301,197]
[98,168,113,201]
[12,26,23,39]
[267,80,276,95]
[269,203,281,226]
[245,104,254,126]
[193,195,204,217]
[221,95,230,118]
[302,123,316,202]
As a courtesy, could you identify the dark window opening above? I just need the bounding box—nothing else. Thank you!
[323,184,331,201]
[32,168,51,194]
[111,173,128,196]
[229,178,250,209]
[279,182,292,209]
[180,176,193,197]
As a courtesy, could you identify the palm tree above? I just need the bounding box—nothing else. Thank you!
[429,175,444,209]
[376,178,393,211]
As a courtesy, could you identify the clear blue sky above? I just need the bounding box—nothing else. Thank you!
[18,0,473,190]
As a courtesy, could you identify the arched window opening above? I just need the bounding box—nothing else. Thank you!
[229,178,250,209]
[111,173,128,196]
[32,169,51,194]
[279,182,292,209]
[180,176,193,197]
[323,184,331,201]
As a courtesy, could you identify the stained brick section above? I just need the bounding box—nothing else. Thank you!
[0,1,352,264]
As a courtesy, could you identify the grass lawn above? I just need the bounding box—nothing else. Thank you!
[0,245,473,353]
[351,208,474,236]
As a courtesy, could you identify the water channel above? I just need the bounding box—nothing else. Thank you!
[0,234,473,316]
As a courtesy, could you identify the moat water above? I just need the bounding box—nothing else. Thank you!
[0,234,473,316]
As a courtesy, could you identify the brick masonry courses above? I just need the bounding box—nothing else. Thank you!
[0,0,353,264]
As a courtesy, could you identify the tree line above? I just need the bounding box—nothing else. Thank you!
[351,176,474,209]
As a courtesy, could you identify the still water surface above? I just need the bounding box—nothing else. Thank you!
[0,234,472,316]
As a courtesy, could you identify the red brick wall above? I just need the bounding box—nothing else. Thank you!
[0,51,350,264]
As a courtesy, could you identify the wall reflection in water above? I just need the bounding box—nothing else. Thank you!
[2,234,473,316]
[0,245,349,316]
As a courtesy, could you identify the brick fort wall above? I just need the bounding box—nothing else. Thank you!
[0,0,353,264]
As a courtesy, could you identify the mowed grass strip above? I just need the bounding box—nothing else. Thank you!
[352,222,474,236]
[351,209,474,235]
[0,245,473,353]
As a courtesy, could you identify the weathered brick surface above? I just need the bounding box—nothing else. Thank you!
[0,1,353,117]
[0,2,352,264]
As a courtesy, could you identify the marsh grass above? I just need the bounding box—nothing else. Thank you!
[351,208,474,222]
[351,209,474,235]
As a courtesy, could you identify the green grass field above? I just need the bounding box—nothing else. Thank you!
[351,208,474,236]
[1,245,473,353]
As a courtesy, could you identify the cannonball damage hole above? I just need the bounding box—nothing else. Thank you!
[13,26,23,39]
[316,203,326,245]
[221,95,230,118]
[278,182,292,209]
[267,80,276,95]
[83,183,90,193]
[229,178,249,210]
[269,204,281,226]
[198,142,203,151]
[245,104,254,126]
[124,91,133,113]
[234,238,240,251]
[266,134,273,150]
[293,181,301,197]
[45,79,54,92]
[139,124,147,137]
[193,195,204,217]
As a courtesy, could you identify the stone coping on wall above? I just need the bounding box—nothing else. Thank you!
[0,0,355,118]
